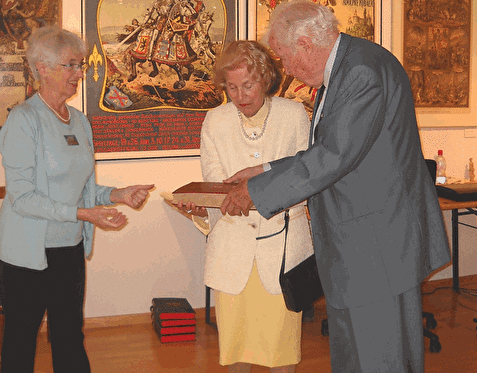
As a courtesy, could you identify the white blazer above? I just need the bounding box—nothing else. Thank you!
[200,97,314,295]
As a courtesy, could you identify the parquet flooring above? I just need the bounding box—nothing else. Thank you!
[8,276,477,372]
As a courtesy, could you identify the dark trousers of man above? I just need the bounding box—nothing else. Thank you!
[0,241,91,373]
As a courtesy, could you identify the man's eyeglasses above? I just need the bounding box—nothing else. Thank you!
[58,62,88,72]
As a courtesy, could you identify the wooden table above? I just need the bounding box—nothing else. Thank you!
[439,197,477,292]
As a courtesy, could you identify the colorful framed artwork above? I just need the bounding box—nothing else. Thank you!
[248,0,383,117]
[0,0,62,127]
[391,0,476,126]
[84,0,239,160]
[402,0,470,108]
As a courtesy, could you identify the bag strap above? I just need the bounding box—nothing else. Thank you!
[255,210,290,277]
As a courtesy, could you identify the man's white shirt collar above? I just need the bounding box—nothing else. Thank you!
[324,33,341,88]
[312,34,341,144]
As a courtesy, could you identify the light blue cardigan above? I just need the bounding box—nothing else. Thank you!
[0,94,114,270]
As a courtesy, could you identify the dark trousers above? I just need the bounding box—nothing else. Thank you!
[0,241,91,373]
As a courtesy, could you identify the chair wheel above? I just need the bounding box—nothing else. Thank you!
[321,319,329,336]
[429,338,441,353]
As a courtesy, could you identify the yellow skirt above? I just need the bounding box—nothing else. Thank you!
[214,262,302,367]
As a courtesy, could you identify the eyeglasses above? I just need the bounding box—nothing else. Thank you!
[58,62,88,72]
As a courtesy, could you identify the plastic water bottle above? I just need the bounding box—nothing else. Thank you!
[436,150,446,184]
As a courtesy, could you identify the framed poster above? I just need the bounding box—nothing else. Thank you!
[391,0,476,126]
[84,0,238,160]
[248,0,382,116]
[402,0,471,108]
[0,0,61,127]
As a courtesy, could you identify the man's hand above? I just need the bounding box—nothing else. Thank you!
[110,184,155,209]
[223,165,265,184]
[220,179,254,216]
[221,165,265,216]
[77,206,128,229]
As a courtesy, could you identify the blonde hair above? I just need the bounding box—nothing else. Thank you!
[213,40,282,96]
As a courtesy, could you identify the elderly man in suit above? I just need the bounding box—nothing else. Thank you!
[220,1,451,372]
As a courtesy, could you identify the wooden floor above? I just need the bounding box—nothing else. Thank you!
[7,276,477,372]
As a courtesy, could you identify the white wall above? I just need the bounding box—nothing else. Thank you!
[86,158,207,317]
[0,1,475,318]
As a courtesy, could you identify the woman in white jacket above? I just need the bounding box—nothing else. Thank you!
[180,40,314,373]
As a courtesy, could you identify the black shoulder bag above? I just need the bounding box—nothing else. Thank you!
[256,210,324,313]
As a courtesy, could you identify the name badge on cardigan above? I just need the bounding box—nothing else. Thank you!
[64,135,79,146]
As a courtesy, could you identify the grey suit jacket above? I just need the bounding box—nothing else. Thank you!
[248,34,451,310]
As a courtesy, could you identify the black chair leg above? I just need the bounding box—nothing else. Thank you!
[422,311,441,353]
[321,318,329,336]
[423,327,441,353]
[320,312,441,354]
[422,311,437,329]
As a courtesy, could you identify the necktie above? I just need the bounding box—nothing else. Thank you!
[313,85,326,141]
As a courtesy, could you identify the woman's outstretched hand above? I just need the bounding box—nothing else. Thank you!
[110,184,155,209]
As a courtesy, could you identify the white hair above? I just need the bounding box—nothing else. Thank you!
[26,25,87,81]
[263,0,340,51]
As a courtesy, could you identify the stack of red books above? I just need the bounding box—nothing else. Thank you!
[150,298,196,343]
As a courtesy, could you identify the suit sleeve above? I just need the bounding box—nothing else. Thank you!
[249,64,388,218]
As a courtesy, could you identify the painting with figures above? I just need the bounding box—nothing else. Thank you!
[403,0,470,108]
[84,0,237,158]
[255,0,376,117]
[89,0,234,112]
[0,0,61,126]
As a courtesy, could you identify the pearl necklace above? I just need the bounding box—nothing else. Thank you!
[38,92,71,124]
[238,99,271,141]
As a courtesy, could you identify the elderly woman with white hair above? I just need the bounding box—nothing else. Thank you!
[0,26,154,373]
